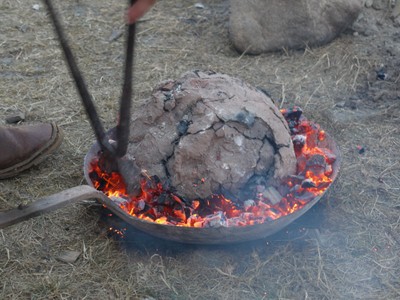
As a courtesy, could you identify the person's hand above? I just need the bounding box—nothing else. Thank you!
[127,0,156,24]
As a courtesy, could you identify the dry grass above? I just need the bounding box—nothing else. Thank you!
[1,0,400,299]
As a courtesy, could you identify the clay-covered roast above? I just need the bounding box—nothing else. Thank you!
[124,71,296,199]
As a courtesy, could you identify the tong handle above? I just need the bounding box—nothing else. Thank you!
[43,0,115,155]
[116,0,138,157]
[44,0,139,158]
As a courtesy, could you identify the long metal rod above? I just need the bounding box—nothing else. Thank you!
[43,0,114,155]
[116,0,137,157]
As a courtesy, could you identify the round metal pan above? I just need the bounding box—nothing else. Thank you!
[83,127,341,245]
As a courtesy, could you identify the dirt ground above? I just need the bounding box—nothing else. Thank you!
[1,1,399,299]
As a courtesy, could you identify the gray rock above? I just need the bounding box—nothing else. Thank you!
[393,0,400,18]
[393,15,400,26]
[229,0,362,54]
[352,12,380,36]
[372,0,387,10]
[365,0,373,8]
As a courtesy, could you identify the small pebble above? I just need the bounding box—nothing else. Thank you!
[5,111,25,124]
[365,0,373,8]
[195,3,205,9]
[357,145,366,154]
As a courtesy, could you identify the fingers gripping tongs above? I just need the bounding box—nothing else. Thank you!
[43,0,141,194]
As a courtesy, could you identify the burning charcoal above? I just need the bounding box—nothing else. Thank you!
[170,193,185,206]
[276,184,291,199]
[154,216,171,224]
[187,215,204,227]
[242,177,267,197]
[262,186,283,205]
[317,181,331,190]
[281,106,303,123]
[89,170,102,186]
[156,193,171,205]
[243,199,256,210]
[241,212,255,221]
[287,175,306,184]
[158,177,173,192]
[295,191,315,202]
[301,178,317,188]
[141,174,160,191]
[177,194,191,206]
[290,184,302,195]
[268,207,281,218]
[293,134,306,146]
[318,130,326,141]
[184,206,193,218]
[203,211,227,228]
[226,217,243,227]
[320,148,337,164]
[154,193,166,204]
[293,134,306,152]
[296,154,308,173]
[151,175,161,184]
[137,199,146,211]
[257,200,272,211]
[325,164,333,175]
[219,186,239,203]
[148,207,161,219]
[109,195,128,205]
[171,208,187,223]
[306,154,327,175]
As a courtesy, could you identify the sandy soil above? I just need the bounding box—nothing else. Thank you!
[1,1,399,299]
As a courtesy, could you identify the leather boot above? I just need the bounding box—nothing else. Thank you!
[0,123,63,179]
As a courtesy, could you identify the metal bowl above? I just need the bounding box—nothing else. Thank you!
[84,127,340,245]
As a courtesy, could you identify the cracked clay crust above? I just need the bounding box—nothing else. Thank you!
[126,71,297,199]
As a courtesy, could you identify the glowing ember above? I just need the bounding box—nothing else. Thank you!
[89,106,336,227]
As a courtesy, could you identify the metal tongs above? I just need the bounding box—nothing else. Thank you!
[43,0,140,193]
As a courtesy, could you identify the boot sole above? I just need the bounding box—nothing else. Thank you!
[0,123,64,179]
